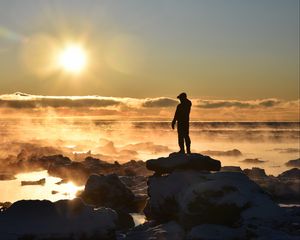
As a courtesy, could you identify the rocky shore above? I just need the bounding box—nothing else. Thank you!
[0,152,299,239]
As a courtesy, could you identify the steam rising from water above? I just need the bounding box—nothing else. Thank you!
[0,117,299,177]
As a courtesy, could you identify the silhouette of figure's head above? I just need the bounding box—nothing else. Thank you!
[177,92,187,103]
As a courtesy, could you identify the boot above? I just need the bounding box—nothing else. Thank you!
[186,145,191,154]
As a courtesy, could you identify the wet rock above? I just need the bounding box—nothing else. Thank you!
[146,153,221,174]
[201,149,242,157]
[21,178,46,186]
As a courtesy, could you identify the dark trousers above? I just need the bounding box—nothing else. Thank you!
[177,123,191,152]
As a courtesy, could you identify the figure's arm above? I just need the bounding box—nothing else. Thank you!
[171,106,179,129]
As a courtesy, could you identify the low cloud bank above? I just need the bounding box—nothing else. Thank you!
[0,92,299,121]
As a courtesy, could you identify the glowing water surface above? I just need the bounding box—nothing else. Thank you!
[0,171,84,203]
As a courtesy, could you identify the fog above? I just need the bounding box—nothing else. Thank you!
[0,115,299,177]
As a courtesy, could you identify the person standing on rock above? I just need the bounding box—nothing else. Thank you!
[172,92,192,154]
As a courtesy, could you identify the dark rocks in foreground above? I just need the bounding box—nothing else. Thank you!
[129,153,300,240]
[144,171,284,228]
[81,174,146,213]
[242,167,300,203]
[146,153,221,174]
[0,198,124,239]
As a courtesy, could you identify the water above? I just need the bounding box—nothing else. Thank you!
[0,118,299,176]
[0,170,84,203]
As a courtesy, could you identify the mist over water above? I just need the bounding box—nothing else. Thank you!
[0,118,299,177]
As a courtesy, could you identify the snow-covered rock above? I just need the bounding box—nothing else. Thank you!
[144,171,284,228]
[124,221,185,240]
[0,198,118,240]
[146,153,221,174]
[187,224,244,240]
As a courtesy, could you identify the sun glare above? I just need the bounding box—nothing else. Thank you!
[58,45,87,74]
[63,182,83,199]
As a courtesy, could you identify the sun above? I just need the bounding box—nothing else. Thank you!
[58,45,87,73]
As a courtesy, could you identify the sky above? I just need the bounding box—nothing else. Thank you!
[0,0,298,99]
[0,1,299,121]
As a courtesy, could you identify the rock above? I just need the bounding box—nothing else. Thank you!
[278,168,300,180]
[243,167,268,179]
[81,174,137,212]
[201,149,242,157]
[221,166,243,172]
[187,223,300,240]
[125,220,185,240]
[285,158,300,168]
[48,161,89,185]
[187,224,244,240]
[0,202,11,211]
[21,178,46,186]
[0,198,118,239]
[146,153,221,174]
[240,158,266,164]
[0,173,16,181]
[37,154,72,168]
[115,210,135,230]
[144,171,284,228]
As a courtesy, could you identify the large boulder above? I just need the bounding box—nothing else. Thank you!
[144,171,284,228]
[81,174,138,212]
[0,198,118,239]
[146,153,221,174]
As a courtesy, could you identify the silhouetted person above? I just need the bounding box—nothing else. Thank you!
[172,92,192,154]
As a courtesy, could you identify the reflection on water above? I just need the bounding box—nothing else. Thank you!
[131,213,146,226]
[0,171,84,203]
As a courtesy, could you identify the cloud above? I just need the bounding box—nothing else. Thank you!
[194,99,282,109]
[0,92,299,121]
[141,97,177,108]
[0,92,122,108]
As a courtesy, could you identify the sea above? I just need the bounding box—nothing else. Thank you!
[0,118,299,202]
